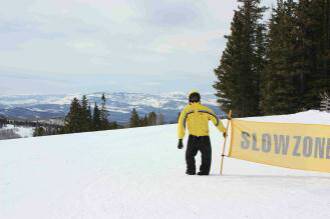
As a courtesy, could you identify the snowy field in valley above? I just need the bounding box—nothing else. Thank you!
[1,111,330,219]
[0,124,34,139]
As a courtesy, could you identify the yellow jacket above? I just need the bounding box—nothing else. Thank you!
[177,102,226,139]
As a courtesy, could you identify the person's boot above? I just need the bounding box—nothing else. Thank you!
[186,170,196,175]
[197,172,209,176]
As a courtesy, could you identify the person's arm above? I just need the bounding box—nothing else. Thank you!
[207,108,226,133]
[177,108,187,140]
[177,108,188,149]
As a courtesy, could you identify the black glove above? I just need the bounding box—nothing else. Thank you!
[223,132,227,138]
[177,139,183,149]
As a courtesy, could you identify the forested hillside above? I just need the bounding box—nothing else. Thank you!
[214,0,330,116]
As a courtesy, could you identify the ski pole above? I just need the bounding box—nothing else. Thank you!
[220,110,232,175]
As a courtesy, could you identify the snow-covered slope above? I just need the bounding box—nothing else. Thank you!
[1,111,330,219]
[242,110,330,125]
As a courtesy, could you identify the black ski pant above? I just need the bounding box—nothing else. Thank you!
[185,135,212,174]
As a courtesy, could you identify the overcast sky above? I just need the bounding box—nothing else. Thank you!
[0,0,275,95]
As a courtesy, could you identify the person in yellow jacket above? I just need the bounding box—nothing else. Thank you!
[177,91,226,175]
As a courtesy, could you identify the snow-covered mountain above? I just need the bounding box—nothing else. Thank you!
[0,92,224,123]
[1,111,329,218]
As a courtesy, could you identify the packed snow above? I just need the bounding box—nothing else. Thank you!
[242,110,330,125]
[1,111,330,219]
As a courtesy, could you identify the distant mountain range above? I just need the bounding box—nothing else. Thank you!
[0,92,224,123]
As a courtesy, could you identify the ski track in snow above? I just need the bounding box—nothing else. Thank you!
[1,121,330,219]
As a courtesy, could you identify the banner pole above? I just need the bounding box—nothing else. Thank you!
[220,110,232,175]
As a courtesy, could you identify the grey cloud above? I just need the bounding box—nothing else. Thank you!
[0,18,67,50]
[131,0,203,29]
[147,4,200,28]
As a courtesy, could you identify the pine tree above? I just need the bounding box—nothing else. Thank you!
[87,104,92,128]
[214,11,243,115]
[255,22,267,110]
[323,0,330,90]
[0,116,6,129]
[93,103,102,131]
[63,98,83,133]
[260,0,300,114]
[141,115,149,127]
[129,108,140,127]
[33,126,45,137]
[214,0,267,117]
[157,113,164,125]
[80,95,92,132]
[295,0,330,109]
[318,0,330,102]
[147,112,157,126]
[100,93,110,130]
[320,92,330,111]
[109,121,119,129]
